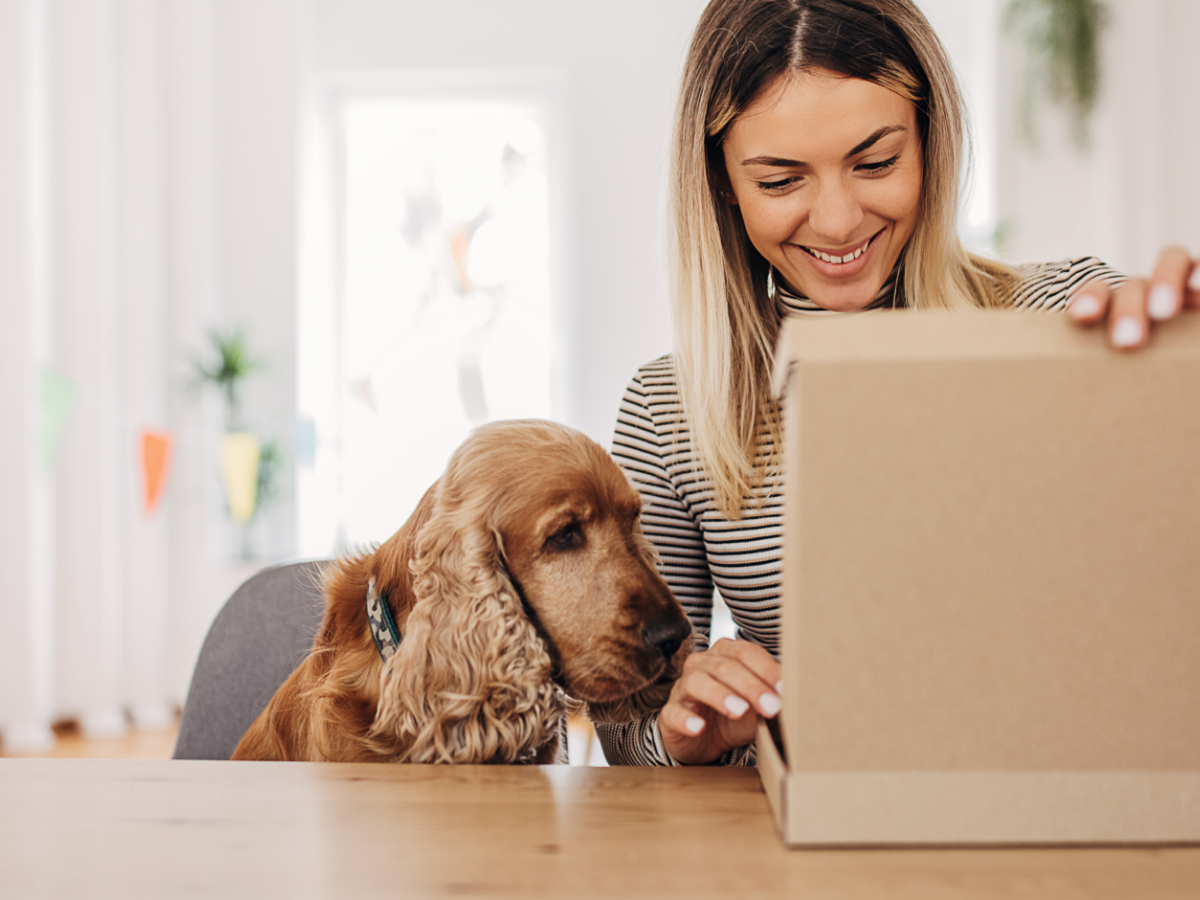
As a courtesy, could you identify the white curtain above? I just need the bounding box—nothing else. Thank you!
[0,0,302,751]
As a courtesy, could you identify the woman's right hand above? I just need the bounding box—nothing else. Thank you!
[658,637,782,765]
[1067,245,1198,348]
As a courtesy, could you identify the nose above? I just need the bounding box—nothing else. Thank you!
[807,180,863,245]
[642,616,692,660]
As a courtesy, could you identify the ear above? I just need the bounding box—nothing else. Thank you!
[370,505,563,763]
[713,171,739,207]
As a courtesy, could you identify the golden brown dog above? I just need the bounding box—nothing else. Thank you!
[233,419,693,764]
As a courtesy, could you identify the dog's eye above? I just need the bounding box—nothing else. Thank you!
[545,522,583,552]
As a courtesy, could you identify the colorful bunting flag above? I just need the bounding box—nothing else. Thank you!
[349,375,378,413]
[38,368,78,471]
[140,429,173,515]
[294,417,316,466]
[221,431,261,523]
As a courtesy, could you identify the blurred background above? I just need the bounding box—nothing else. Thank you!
[1,0,1197,752]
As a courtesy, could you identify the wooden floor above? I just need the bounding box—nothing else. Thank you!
[0,720,180,760]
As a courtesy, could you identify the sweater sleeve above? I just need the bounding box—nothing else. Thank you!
[1009,256,1125,310]
[596,364,716,766]
[610,364,717,638]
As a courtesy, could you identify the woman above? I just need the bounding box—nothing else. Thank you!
[597,0,1198,766]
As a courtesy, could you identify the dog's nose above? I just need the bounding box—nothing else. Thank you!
[642,617,691,659]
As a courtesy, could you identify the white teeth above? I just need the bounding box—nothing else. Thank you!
[805,237,871,265]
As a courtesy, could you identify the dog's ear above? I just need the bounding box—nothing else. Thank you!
[370,501,563,763]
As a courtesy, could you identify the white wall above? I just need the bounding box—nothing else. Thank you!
[895,0,1200,276]
[163,0,302,701]
[0,0,304,744]
[995,0,1200,274]
[917,0,1001,245]
[50,0,134,737]
[0,0,56,750]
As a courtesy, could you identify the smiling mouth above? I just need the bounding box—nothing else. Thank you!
[796,229,883,265]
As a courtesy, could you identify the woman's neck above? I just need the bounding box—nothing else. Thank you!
[772,265,904,315]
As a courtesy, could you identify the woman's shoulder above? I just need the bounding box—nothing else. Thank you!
[1006,256,1125,311]
[616,354,688,451]
[619,355,686,432]
[626,353,680,393]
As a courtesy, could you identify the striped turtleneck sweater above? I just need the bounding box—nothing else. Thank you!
[597,257,1124,767]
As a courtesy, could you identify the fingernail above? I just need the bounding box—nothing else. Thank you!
[1111,316,1144,348]
[724,695,750,717]
[685,716,705,735]
[1070,294,1102,318]
[1148,284,1177,321]
[1189,266,1200,292]
[759,693,782,716]
[775,681,784,695]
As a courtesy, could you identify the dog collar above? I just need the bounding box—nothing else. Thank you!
[366,577,402,662]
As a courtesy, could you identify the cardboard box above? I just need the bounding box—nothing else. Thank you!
[759,309,1200,846]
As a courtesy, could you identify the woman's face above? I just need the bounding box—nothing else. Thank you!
[722,70,922,312]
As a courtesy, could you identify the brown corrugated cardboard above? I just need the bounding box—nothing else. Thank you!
[762,309,1200,846]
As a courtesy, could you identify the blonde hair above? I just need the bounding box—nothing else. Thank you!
[671,0,1014,517]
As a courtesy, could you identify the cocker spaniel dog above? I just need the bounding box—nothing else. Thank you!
[233,419,693,764]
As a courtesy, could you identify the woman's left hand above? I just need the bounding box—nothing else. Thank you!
[1068,246,1199,349]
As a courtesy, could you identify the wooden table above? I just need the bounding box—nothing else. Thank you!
[1,760,1197,899]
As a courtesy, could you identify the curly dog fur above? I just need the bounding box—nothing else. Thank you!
[232,420,693,764]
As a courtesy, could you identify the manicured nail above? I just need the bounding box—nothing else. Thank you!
[775,681,784,695]
[1148,284,1177,321]
[1189,266,1200,292]
[1111,316,1144,348]
[759,693,782,716]
[1069,294,1102,319]
[724,695,750,717]
[685,716,705,735]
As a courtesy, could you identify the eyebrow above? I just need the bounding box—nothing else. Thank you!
[740,125,907,167]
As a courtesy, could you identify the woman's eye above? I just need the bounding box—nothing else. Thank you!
[857,154,900,174]
[545,522,583,551]
[755,177,800,193]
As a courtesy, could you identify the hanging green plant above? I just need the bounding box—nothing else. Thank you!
[1004,0,1109,148]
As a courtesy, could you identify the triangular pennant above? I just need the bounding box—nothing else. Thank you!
[220,431,261,523]
[38,368,78,471]
[294,417,316,466]
[349,375,378,413]
[140,430,173,515]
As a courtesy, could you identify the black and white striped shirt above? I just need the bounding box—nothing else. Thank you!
[598,257,1124,766]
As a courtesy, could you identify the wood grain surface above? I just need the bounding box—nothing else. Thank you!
[1,759,1197,899]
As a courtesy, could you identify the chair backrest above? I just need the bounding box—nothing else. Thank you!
[173,560,329,760]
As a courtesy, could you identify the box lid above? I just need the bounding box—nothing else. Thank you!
[773,308,1200,393]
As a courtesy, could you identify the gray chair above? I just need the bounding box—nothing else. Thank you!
[173,560,329,760]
